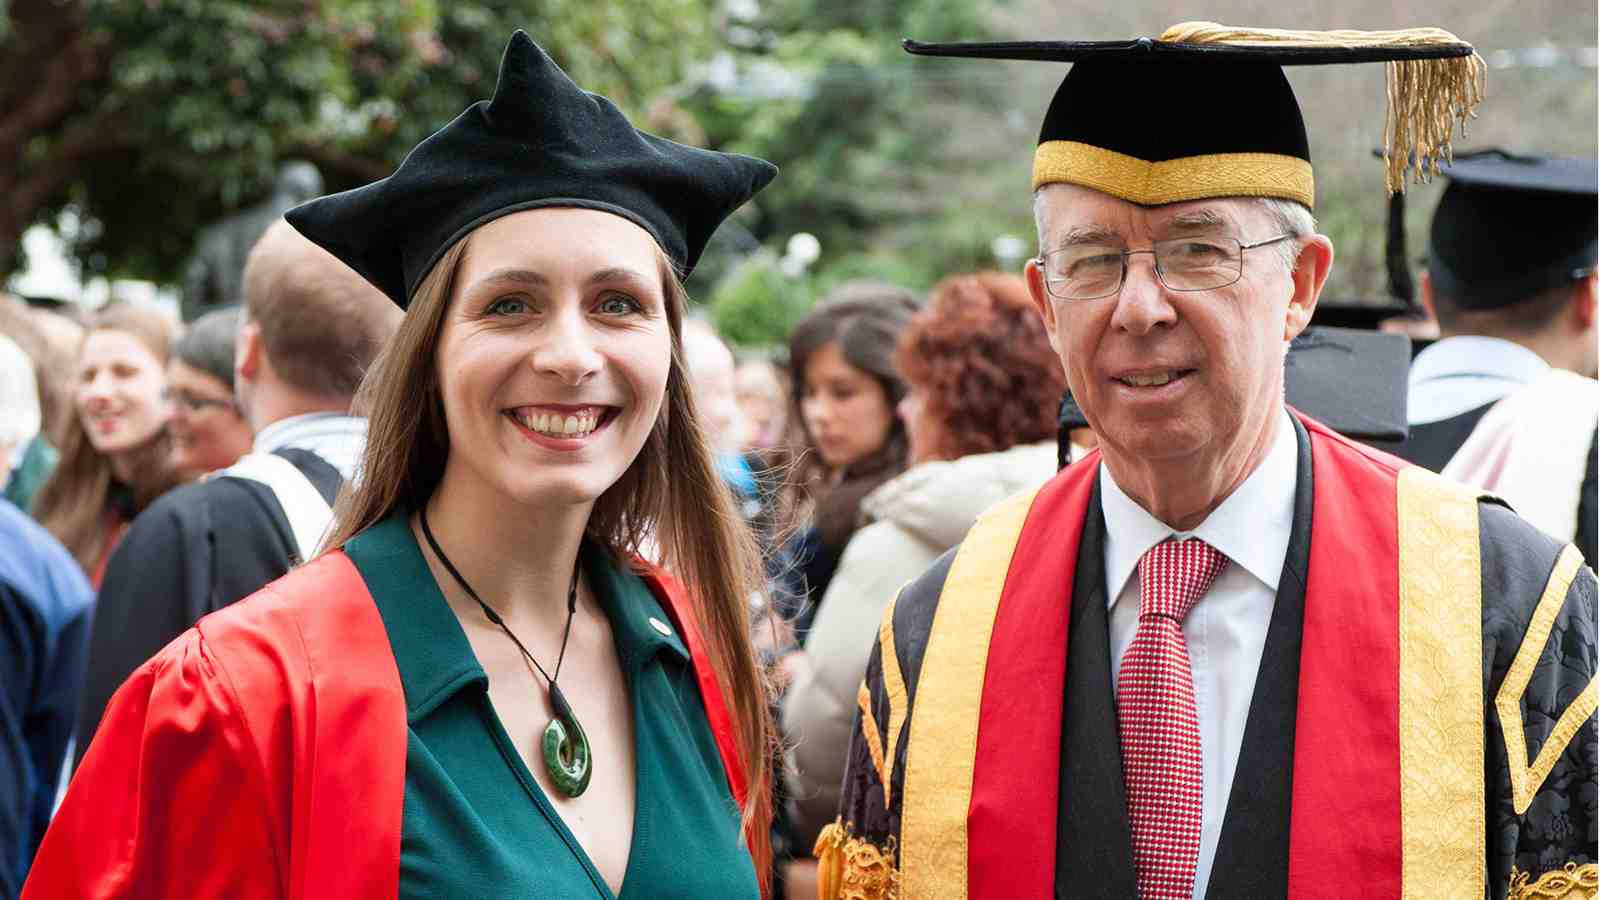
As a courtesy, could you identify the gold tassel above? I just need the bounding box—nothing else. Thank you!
[814,819,899,900]
[1159,22,1487,194]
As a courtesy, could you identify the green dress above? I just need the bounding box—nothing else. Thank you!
[344,517,759,899]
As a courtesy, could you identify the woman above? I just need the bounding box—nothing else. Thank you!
[166,306,253,478]
[27,32,776,900]
[781,272,1067,848]
[33,302,182,585]
[772,283,916,643]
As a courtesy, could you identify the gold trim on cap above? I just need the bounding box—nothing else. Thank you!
[1033,140,1315,207]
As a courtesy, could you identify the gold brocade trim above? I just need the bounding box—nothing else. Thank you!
[816,820,899,900]
[857,682,889,802]
[1032,141,1315,207]
[899,487,1040,900]
[1396,466,1486,900]
[1155,22,1487,194]
[1497,545,1593,815]
[878,594,908,809]
[1508,862,1599,900]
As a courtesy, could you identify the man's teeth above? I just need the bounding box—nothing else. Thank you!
[517,410,600,437]
[1120,372,1177,387]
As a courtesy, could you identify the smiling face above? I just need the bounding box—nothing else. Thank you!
[167,360,252,477]
[433,207,674,510]
[1027,183,1327,483]
[75,328,170,457]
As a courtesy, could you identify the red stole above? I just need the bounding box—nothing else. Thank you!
[962,413,1409,898]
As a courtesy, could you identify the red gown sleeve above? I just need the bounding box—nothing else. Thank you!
[23,627,286,899]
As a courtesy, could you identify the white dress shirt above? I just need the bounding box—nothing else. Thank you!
[1407,335,1549,424]
[251,411,369,481]
[1101,407,1297,900]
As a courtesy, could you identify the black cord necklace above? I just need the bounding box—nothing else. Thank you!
[419,506,592,797]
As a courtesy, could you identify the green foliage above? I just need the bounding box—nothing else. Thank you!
[706,254,815,349]
[4,0,718,281]
[685,0,1001,274]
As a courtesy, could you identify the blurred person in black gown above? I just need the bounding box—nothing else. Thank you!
[73,221,399,765]
[1394,151,1597,567]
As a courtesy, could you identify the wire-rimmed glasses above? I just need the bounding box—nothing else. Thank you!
[1036,234,1300,301]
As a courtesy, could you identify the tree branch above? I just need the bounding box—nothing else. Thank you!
[0,31,108,161]
[0,112,135,263]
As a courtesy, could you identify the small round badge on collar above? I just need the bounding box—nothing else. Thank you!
[648,617,674,637]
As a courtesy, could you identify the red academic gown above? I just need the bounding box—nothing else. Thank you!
[821,411,1599,899]
[24,553,753,899]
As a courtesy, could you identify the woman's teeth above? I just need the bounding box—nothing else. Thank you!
[517,409,600,438]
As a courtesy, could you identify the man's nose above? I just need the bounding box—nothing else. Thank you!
[1109,253,1179,336]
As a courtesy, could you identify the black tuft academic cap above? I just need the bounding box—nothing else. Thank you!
[906,23,1485,206]
[286,31,777,308]
[1055,324,1411,452]
[1282,326,1411,440]
[1426,149,1598,311]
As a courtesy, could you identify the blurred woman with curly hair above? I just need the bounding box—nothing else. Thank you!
[781,271,1067,847]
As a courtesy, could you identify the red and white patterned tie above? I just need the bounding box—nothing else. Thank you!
[1118,537,1227,900]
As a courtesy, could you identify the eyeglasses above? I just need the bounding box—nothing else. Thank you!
[1036,234,1300,301]
[163,387,238,415]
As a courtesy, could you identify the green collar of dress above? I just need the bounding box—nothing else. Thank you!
[345,513,689,724]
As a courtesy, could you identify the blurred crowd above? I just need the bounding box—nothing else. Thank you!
[0,223,1083,895]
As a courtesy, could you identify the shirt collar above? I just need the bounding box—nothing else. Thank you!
[252,412,368,480]
[1408,335,1549,392]
[1100,407,1297,607]
[346,515,688,724]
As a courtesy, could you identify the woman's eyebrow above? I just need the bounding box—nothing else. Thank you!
[469,267,547,291]
[467,266,653,289]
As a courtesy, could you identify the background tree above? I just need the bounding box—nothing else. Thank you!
[4,0,1594,348]
[1,0,718,282]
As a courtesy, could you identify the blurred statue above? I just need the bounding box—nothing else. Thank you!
[182,161,323,322]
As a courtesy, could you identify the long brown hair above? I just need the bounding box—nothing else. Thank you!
[35,303,183,572]
[321,233,777,881]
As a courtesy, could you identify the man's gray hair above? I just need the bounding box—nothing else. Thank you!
[1032,192,1317,274]
[1257,197,1317,273]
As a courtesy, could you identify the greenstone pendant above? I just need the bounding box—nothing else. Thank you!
[543,683,592,797]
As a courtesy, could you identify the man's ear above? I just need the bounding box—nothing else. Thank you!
[1284,235,1334,342]
[1569,272,1597,331]
[1418,270,1438,322]
[1026,256,1062,356]
[236,320,262,384]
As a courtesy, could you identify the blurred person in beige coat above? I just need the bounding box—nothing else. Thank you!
[782,272,1068,845]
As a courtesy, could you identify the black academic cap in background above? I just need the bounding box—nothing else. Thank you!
[287,31,777,308]
[1282,326,1411,440]
[906,23,1484,208]
[1426,150,1598,311]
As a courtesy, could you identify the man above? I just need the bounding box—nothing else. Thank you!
[822,25,1596,900]
[1395,151,1598,567]
[0,495,92,900]
[73,220,399,763]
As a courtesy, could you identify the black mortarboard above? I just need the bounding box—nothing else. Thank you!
[906,23,1485,207]
[287,31,777,308]
[1055,324,1410,464]
[1426,149,1598,310]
